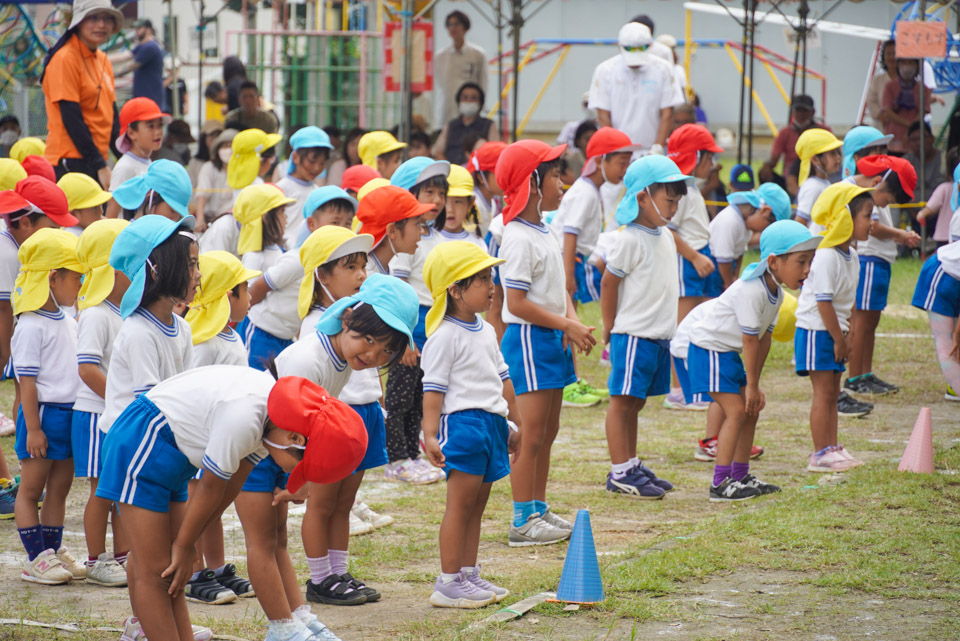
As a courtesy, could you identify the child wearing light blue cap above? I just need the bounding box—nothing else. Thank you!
[708,188,776,290]
[275,273,418,606]
[294,186,358,247]
[841,126,892,179]
[276,126,334,245]
[111,159,192,223]
[384,155,451,485]
[599,155,691,499]
[687,220,820,501]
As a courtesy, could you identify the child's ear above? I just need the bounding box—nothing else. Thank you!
[447,283,460,301]
[870,175,883,187]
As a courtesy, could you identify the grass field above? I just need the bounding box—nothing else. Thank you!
[0,256,957,641]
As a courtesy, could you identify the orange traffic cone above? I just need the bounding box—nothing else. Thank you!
[898,407,934,474]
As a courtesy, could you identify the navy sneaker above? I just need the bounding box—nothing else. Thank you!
[635,463,674,492]
[605,468,665,500]
[0,488,14,520]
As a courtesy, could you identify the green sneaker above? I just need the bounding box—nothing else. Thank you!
[947,385,959,402]
[562,383,601,408]
[576,379,609,400]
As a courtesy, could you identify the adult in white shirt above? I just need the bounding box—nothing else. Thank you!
[588,22,684,153]
[434,11,488,127]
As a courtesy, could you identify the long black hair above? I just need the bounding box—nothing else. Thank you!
[342,303,409,369]
[411,174,449,231]
[140,224,196,309]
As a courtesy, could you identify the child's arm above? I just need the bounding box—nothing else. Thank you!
[421,391,445,467]
[563,233,579,301]
[78,364,107,399]
[502,378,522,462]
[599,269,621,346]
[248,277,270,306]
[0,302,12,371]
[670,230,715,277]
[505,289,595,353]
[817,300,848,362]
[869,221,921,247]
[717,261,737,290]
[19,377,45,458]
[741,333,765,416]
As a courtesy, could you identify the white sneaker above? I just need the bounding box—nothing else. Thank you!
[119,616,145,641]
[540,508,573,531]
[192,625,214,641]
[352,501,394,530]
[22,548,73,584]
[56,546,86,580]
[87,553,127,587]
[349,511,374,536]
[508,514,570,547]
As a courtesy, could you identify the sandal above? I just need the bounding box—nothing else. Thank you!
[216,563,255,597]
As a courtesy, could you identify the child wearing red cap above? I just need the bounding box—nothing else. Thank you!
[471,142,508,340]
[844,155,921,397]
[356,184,433,276]
[97,367,360,641]
[106,97,170,218]
[496,140,596,546]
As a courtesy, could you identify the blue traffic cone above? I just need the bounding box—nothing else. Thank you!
[555,509,604,603]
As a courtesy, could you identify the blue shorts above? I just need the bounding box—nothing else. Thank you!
[237,318,294,371]
[71,410,104,477]
[485,231,501,285]
[501,324,576,395]
[574,253,603,304]
[96,396,197,512]
[413,305,430,351]
[912,254,960,317]
[678,245,722,299]
[688,344,747,395]
[15,402,73,461]
[672,355,712,403]
[240,457,288,493]
[856,257,891,311]
[1,358,14,382]
[794,327,846,375]
[351,401,388,472]
[608,334,671,399]
[438,409,510,483]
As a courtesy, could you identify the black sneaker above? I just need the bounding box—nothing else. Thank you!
[340,572,380,602]
[215,563,254,597]
[305,574,367,606]
[864,373,898,393]
[186,569,238,604]
[709,477,761,502]
[847,375,889,396]
[837,391,872,418]
[843,377,869,394]
[739,473,781,495]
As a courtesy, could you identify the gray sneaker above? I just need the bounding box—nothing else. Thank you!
[508,513,570,547]
[540,507,574,531]
[86,553,127,587]
[429,571,496,608]
[464,564,509,602]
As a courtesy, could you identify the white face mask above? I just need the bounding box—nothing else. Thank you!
[459,102,480,118]
[645,186,671,225]
[695,176,708,190]
[219,147,233,163]
[0,131,18,146]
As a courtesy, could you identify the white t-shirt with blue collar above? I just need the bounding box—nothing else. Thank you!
[499,217,567,324]
[12,307,80,404]
[275,328,352,398]
[708,204,752,264]
[75,300,123,414]
[796,246,860,332]
[689,277,782,354]
[193,327,247,367]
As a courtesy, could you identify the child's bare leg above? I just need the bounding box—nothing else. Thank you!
[929,311,960,391]
[673,297,704,387]
[112,503,128,558]
[0,449,12,481]
[461,482,492,568]
[439,471,483,573]
[533,388,563,503]
[84,479,111,558]
[510,390,553,503]
[303,481,339,560]
[605,395,644,464]
[198,518,225,569]
[327,472,364,553]
[235,491,292,620]
[829,372,841,445]
[704,401,724,440]
[809,371,838,450]
[274,501,304,609]
[733,412,759,464]
[15,458,50,535]
[39,459,74,530]
[711,392,745,468]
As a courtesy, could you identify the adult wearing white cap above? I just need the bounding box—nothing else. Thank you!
[587,22,684,154]
[41,0,124,189]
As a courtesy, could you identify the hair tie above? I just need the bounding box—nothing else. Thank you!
[178,231,197,241]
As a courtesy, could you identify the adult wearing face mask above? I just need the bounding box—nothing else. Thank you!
[434,11,488,128]
[195,128,239,230]
[153,119,195,166]
[588,22,683,155]
[759,94,831,197]
[115,19,165,109]
[0,115,21,158]
[881,57,932,155]
[432,82,498,165]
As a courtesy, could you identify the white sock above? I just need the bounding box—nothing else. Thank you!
[306,555,332,584]
[440,572,459,584]
[629,456,641,467]
[610,461,633,479]
[292,604,317,625]
[267,619,306,640]
[460,566,476,577]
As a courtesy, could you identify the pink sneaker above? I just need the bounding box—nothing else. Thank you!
[0,413,14,436]
[599,347,611,367]
[833,445,863,467]
[807,447,857,473]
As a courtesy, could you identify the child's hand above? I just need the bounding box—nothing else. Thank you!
[399,345,419,367]
[834,335,849,363]
[692,253,716,278]
[564,319,597,355]
[508,427,522,463]
[566,280,578,304]
[900,230,921,248]
[162,542,197,596]
[424,436,445,467]
[602,328,611,347]
[272,484,309,506]
[26,430,47,459]
[745,384,765,416]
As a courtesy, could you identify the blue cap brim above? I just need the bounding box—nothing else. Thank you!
[119,265,147,318]
[112,175,149,210]
[315,296,415,350]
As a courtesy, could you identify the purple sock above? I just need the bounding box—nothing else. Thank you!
[41,525,63,552]
[713,464,732,487]
[732,462,750,481]
[18,525,45,560]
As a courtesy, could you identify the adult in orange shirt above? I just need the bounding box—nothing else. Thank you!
[41,0,123,190]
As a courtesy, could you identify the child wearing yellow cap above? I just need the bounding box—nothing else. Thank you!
[72,219,131,588]
[234,183,295,269]
[10,228,85,585]
[358,131,406,179]
[794,128,842,226]
[795,182,875,473]
[420,240,520,608]
[439,165,486,249]
[57,173,110,236]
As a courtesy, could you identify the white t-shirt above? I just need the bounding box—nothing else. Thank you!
[74,300,123,414]
[196,162,237,219]
[589,230,618,267]
[858,203,897,264]
[936,240,960,279]
[275,329,351,398]
[390,227,443,306]
[708,204,751,263]
[11,308,80,404]
[950,207,960,243]
[193,328,247,367]
[0,230,20,302]
[110,152,151,191]
[438,228,486,251]
[601,181,626,232]
[587,55,684,149]
[338,262,386,405]
[689,278,782,354]
[474,189,500,237]
[146,366,272,478]
[553,177,604,257]
[499,218,567,324]
[199,214,241,257]
[248,250,302,340]
[101,309,194,433]
[796,176,830,224]
[605,223,678,339]
[242,245,284,275]
[795,246,860,332]
[668,184,710,252]
[421,315,509,416]
[670,300,711,360]
[276,175,317,247]
[486,214,504,256]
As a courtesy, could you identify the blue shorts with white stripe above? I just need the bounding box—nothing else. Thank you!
[501,323,576,395]
[607,334,671,399]
[687,344,747,395]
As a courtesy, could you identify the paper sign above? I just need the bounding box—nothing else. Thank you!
[896,21,947,59]
[384,21,434,93]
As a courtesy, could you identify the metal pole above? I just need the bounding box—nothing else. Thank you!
[169,0,180,119]
[919,0,927,257]
[746,0,756,167]
[497,0,504,139]
[510,0,523,142]
[197,0,204,135]
[736,0,748,163]
[800,0,808,94]
[399,0,413,151]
